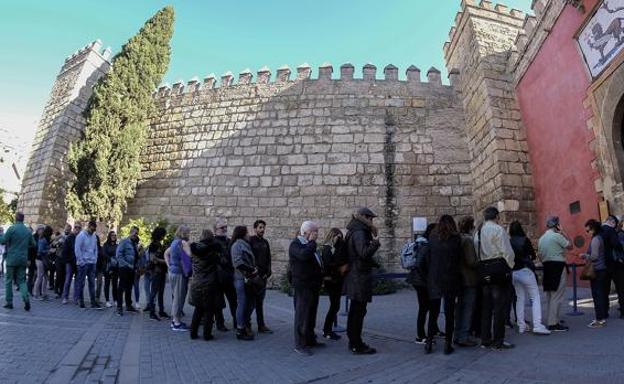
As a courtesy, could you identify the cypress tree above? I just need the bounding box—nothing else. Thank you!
[66,6,174,225]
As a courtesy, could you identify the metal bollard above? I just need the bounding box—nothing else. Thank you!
[566,263,584,316]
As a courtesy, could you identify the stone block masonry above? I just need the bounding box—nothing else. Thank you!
[126,63,472,274]
[444,0,537,234]
[17,40,111,227]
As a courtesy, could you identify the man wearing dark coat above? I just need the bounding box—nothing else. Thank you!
[344,207,381,355]
[289,220,324,356]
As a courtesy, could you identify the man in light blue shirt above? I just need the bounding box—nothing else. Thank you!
[74,221,102,309]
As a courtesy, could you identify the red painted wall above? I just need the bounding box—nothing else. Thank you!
[516,1,600,259]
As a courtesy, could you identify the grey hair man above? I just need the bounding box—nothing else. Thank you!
[289,220,323,356]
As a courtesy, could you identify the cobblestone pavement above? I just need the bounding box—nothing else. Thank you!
[1,277,623,384]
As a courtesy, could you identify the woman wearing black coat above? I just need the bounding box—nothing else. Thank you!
[320,228,347,341]
[405,223,439,344]
[189,229,222,341]
[424,215,463,355]
[102,231,118,308]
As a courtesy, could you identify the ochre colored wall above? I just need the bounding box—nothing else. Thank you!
[516,2,600,257]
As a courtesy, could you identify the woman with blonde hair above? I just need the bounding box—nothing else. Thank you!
[320,227,347,340]
[169,225,192,331]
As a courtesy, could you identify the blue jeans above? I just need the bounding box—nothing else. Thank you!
[62,263,75,300]
[133,272,141,303]
[591,269,610,320]
[143,272,152,310]
[75,263,96,304]
[234,278,256,329]
[454,287,476,342]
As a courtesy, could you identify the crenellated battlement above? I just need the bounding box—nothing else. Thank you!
[153,63,448,99]
[443,0,561,86]
[507,0,567,84]
[60,40,112,74]
[444,0,526,62]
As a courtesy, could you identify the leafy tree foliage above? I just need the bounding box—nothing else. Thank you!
[118,217,175,248]
[66,6,174,225]
[0,189,17,225]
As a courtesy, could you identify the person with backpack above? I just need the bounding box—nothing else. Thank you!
[454,217,480,347]
[320,227,347,341]
[405,223,437,344]
[583,219,610,328]
[344,208,381,355]
[474,207,515,350]
[509,221,550,335]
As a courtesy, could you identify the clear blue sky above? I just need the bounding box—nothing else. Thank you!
[0,0,532,147]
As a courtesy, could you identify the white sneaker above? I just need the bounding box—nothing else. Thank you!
[105,301,113,308]
[518,326,527,334]
[587,320,606,329]
[532,326,551,335]
[62,299,68,305]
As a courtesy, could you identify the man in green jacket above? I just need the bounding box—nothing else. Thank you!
[0,212,35,310]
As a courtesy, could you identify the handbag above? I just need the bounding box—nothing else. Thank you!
[246,274,266,293]
[580,261,596,281]
[476,226,512,285]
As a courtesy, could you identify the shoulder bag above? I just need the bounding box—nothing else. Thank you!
[476,226,512,285]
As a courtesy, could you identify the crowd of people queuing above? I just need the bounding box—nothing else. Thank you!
[0,204,623,357]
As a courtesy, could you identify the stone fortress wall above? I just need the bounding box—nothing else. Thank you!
[18,41,111,227]
[127,64,472,274]
[18,0,550,275]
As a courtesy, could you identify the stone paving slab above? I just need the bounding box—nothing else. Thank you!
[0,277,622,384]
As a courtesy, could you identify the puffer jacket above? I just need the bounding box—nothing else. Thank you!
[343,216,381,303]
[190,239,221,307]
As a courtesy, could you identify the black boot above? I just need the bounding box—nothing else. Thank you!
[444,339,455,355]
[190,321,199,340]
[236,328,254,341]
[424,339,433,354]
